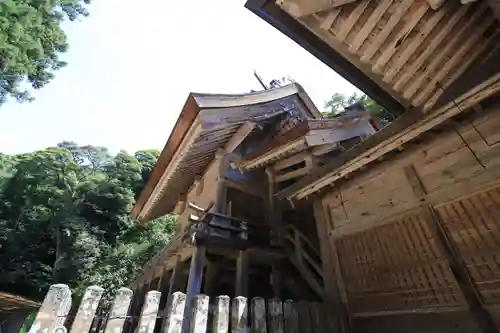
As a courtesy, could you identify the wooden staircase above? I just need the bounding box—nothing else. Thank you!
[282,224,326,300]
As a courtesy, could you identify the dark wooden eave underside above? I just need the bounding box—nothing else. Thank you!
[245,0,407,116]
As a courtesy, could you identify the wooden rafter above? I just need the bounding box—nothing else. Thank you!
[276,0,360,18]
[266,0,500,112]
[426,0,446,10]
[223,121,256,153]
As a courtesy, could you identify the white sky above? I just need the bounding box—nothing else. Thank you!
[0,0,359,155]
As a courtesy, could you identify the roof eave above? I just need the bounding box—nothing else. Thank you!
[132,84,315,222]
[131,94,200,222]
[244,0,407,117]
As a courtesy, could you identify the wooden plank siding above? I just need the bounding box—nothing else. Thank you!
[315,98,500,332]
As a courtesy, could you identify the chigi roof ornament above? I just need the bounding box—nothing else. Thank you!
[269,76,296,89]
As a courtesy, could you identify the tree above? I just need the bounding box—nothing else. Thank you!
[0,143,176,301]
[0,0,90,105]
[324,92,396,126]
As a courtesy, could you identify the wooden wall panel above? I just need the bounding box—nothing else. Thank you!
[435,187,500,305]
[325,169,416,231]
[335,213,465,314]
[472,104,500,147]
[323,100,500,238]
[413,131,486,195]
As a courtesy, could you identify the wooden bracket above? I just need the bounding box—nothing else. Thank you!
[224,121,256,153]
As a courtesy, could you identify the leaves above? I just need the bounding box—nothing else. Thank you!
[323,92,396,126]
[0,143,176,301]
[0,0,90,106]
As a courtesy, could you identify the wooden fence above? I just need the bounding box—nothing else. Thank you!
[27,284,338,333]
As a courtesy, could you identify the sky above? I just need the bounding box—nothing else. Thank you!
[0,0,359,155]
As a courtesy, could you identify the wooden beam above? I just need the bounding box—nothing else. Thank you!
[352,305,470,318]
[425,0,446,10]
[240,138,307,171]
[224,121,256,153]
[274,152,312,171]
[312,143,338,156]
[277,0,360,18]
[221,178,267,200]
[404,165,498,333]
[275,154,314,183]
[331,0,360,7]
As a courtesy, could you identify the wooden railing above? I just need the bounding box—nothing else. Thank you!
[28,284,339,333]
[283,225,326,299]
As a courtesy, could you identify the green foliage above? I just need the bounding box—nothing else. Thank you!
[0,143,175,301]
[0,0,90,105]
[324,92,396,126]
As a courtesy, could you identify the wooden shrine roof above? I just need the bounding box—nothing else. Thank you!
[235,111,373,171]
[245,0,500,204]
[131,84,321,222]
[246,0,500,113]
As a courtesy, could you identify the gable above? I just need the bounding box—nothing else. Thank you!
[132,83,321,222]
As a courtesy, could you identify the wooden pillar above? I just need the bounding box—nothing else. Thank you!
[404,165,498,333]
[155,269,164,291]
[313,199,352,333]
[183,247,207,333]
[157,258,183,333]
[203,260,218,297]
[167,257,182,296]
[266,167,283,297]
[235,250,249,297]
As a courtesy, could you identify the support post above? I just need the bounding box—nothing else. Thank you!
[404,165,498,333]
[158,258,183,333]
[167,257,182,297]
[313,199,351,333]
[183,247,207,333]
[266,167,283,298]
[235,250,249,297]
